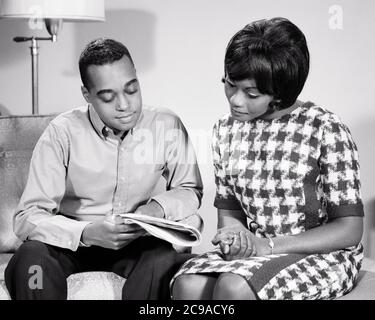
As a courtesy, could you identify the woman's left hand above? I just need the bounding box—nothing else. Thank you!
[212,226,270,260]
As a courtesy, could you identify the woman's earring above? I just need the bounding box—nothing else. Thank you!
[269,100,281,112]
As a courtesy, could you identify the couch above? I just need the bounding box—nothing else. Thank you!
[1,114,375,300]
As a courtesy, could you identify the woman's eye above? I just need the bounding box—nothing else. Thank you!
[247,93,259,99]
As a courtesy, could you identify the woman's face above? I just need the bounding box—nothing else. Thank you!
[223,77,274,121]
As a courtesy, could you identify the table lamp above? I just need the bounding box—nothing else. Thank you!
[0,0,105,114]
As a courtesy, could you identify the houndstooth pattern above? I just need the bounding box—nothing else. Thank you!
[172,249,286,280]
[213,103,363,236]
[257,244,363,300]
[172,103,364,300]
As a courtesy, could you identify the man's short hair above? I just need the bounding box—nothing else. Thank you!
[224,17,310,109]
[79,38,134,89]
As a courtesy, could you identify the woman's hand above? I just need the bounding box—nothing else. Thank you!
[212,226,270,260]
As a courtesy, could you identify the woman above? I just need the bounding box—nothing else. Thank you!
[171,17,364,300]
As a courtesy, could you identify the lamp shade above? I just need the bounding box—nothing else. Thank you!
[0,0,105,21]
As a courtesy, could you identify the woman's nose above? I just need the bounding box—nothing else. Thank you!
[229,90,246,108]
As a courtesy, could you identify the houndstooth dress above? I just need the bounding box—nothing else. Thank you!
[171,102,364,300]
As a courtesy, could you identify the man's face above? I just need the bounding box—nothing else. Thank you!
[82,56,142,132]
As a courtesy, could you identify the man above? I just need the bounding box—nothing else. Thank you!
[5,38,203,300]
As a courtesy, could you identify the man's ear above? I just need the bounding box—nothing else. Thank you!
[81,85,91,103]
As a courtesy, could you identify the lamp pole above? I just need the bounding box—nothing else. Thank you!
[13,35,54,115]
[30,37,39,115]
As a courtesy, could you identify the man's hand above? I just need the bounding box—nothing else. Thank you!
[134,200,165,218]
[81,214,146,250]
[212,225,269,260]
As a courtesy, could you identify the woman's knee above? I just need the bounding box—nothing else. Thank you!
[172,274,216,300]
[213,273,256,300]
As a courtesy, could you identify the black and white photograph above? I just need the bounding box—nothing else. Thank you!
[0,0,374,310]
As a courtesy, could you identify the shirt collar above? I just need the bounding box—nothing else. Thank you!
[88,104,108,140]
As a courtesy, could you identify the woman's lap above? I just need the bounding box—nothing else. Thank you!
[171,244,363,300]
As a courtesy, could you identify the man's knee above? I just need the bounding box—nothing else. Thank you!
[213,273,255,300]
[5,241,50,279]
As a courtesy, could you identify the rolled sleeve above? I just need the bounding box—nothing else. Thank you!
[151,115,203,225]
[151,188,201,221]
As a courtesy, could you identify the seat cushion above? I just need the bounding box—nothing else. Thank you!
[0,253,12,300]
[0,253,12,282]
[0,115,56,253]
[67,272,126,300]
[0,253,126,300]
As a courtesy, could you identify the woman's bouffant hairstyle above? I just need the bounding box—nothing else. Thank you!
[224,17,310,109]
[79,38,134,90]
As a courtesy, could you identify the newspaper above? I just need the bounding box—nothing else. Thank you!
[119,213,202,247]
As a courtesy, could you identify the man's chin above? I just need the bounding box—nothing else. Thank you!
[114,115,140,131]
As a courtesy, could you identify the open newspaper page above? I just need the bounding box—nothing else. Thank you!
[119,213,202,247]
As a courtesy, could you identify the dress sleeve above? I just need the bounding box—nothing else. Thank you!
[212,121,242,210]
[319,117,364,219]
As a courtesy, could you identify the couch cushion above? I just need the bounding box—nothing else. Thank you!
[0,115,56,253]
[67,272,126,300]
[0,253,12,282]
[0,253,13,300]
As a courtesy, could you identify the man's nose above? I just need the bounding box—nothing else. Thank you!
[116,94,129,111]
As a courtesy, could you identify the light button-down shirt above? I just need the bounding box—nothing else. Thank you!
[14,105,203,251]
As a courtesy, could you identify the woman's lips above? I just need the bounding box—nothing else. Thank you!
[231,109,247,116]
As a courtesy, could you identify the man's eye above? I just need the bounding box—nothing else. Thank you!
[101,96,114,103]
[125,88,138,95]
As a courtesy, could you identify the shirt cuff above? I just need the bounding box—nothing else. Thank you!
[27,219,93,251]
[148,196,167,219]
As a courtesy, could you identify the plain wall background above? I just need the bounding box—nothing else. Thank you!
[1,0,374,257]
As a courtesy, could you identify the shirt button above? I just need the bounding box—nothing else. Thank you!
[118,202,123,207]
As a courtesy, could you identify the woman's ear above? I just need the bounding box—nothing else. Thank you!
[268,99,282,111]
